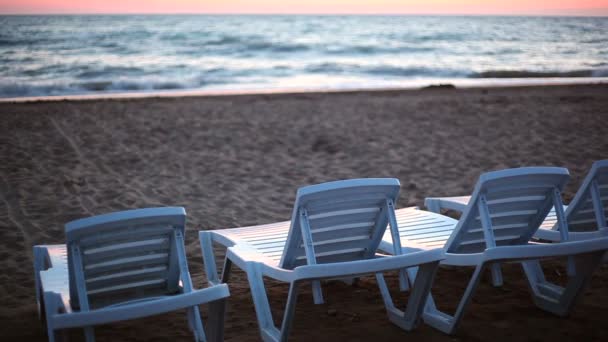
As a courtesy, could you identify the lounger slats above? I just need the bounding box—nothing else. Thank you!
[483,177,567,195]
[313,250,371,264]
[467,222,528,233]
[280,179,400,269]
[289,236,373,264]
[446,168,569,253]
[245,235,289,245]
[397,214,448,225]
[305,196,387,217]
[87,278,167,296]
[397,219,454,231]
[80,229,173,303]
[86,265,167,284]
[87,269,169,293]
[400,223,454,237]
[307,209,380,227]
[82,238,170,263]
[405,230,456,242]
[391,207,457,247]
[485,199,546,215]
[229,225,290,238]
[85,253,169,273]
[302,188,397,211]
[310,226,374,241]
[78,224,173,249]
[560,162,608,232]
[568,203,604,231]
[65,208,188,309]
[457,234,523,247]
[251,240,288,250]
[310,221,374,234]
[462,228,531,246]
[295,248,366,260]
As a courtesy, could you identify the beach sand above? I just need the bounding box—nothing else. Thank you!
[1,84,607,341]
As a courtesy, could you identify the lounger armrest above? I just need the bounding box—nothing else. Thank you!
[51,284,230,329]
[226,246,278,270]
[482,238,608,263]
[424,196,471,213]
[290,249,444,281]
[534,227,608,242]
[441,252,485,266]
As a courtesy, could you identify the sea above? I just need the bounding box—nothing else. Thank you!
[1,15,607,98]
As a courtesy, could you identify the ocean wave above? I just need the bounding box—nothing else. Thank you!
[304,63,465,77]
[203,35,246,46]
[76,66,145,79]
[189,34,309,54]
[362,65,465,77]
[244,41,309,53]
[324,44,433,55]
[414,32,467,42]
[0,79,206,98]
[470,69,608,78]
[305,63,346,73]
[0,36,63,46]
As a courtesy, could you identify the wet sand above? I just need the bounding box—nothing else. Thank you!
[1,84,607,341]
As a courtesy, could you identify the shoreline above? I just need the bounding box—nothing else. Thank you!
[1,77,607,103]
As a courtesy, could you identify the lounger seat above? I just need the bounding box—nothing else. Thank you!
[200,178,445,342]
[379,167,608,334]
[425,160,608,242]
[33,207,230,342]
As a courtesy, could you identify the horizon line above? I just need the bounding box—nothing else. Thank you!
[2,11,608,17]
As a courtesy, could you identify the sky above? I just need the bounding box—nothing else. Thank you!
[1,0,608,16]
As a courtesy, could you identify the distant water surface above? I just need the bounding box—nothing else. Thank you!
[1,15,607,97]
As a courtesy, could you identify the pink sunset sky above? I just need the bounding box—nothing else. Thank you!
[1,0,608,16]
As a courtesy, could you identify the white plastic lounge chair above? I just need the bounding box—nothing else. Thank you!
[425,161,608,285]
[33,207,230,342]
[378,167,608,334]
[200,178,445,342]
[425,160,608,242]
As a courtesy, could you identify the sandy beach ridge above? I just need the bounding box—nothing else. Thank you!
[1,84,607,341]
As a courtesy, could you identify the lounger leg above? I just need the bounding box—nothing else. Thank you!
[46,325,59,342]
[43,292,66,342]
[33,246,50,320]
[84,326,95,342]
[245,263,280,342]
[402,262,440,329]
[46,321,59,342]
[375,262,440,331]
[490,263,503,287]
[376,272,396,315]
[423,264,485,334]
[221,257,232,283]
[311,281,324,304]
[522,251,605,316]
[406,267,439,314]
[205,298,227,342]
[398,269,410,291]
[200,232,220,286]
[184,303,207,342]
[278,282,300,342]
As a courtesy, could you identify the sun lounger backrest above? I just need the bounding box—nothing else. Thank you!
[65,207,186,309]
[445,167,570,253]
[279,178,401,269]
[565,160,608,232]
